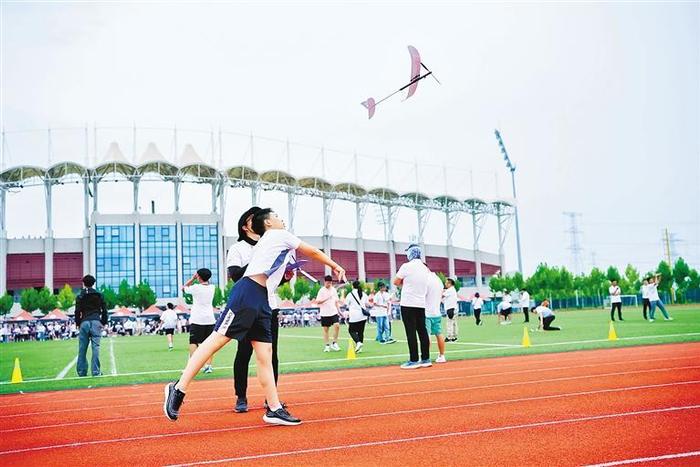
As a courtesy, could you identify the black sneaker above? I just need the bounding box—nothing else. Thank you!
[264,399,288,410]
[163,382,185,421]
[263,407,301,426]
[234,397,248,413]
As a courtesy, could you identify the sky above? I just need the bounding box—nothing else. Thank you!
[1,1,699,276]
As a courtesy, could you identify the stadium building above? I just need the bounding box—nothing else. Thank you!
[0,127,516,300]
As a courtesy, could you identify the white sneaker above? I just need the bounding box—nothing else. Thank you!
[665,317,674,321]
[331,342,340,351]
[436,355,447,363]
[649,319,655,322]
[355,342,363,353]
[323,345,330,353]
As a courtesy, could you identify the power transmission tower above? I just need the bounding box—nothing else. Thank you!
[563,212,583,275]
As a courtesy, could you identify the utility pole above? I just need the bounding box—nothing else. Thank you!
[563,212,583,275]
[493,129,523,274]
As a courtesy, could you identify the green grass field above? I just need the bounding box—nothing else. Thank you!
[1,304,699,394]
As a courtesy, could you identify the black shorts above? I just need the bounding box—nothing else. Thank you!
[189,324,214,345]
[214,277,273,343]
[164,328,175,336]
[321,315,339,327]
[500,307,512,316]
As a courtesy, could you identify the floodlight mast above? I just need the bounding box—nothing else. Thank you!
[494,129,523,274]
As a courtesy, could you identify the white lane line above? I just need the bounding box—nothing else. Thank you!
[2,377,697,435]
[109,338,117,376]
[55,357,78,380]
[4,353,696,409]
[5,332,700,385]
[164,405,700,466]
[2,363,699,419]
[584,450,700,466]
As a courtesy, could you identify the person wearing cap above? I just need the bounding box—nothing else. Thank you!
[313,275,342,352]
[226,207,289,414]
[394,243,432,369]
[443,277,459,342]
[372,282,396,344]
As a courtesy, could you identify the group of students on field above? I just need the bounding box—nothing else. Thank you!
[609,274,673,322]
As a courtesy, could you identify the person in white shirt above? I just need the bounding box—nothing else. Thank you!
[640,278,650,321]
[160,302,179,351]
[393,244,431,369]
[532,300,560,331]
[520,289,531,323]
[471,293,484,326]
[609,280,623,321]
[425,273,447,363]
[345,280,369,353]
[647,275,673,322]
[165,208,346,427]
[313,275,342,352]
[442,277,459,342]
[372,282,396,344]
[183,268,216,373]
[498,290,513,325]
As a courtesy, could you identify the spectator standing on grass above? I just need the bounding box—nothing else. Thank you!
[36,322,46,341]
[373,282,396,344]
[640,278,651,321]
[609,280,623,321]
[532,300,560,331]
[471,293,483,326]
[75,274,108,377]
[345,280,369,354]
[425,272,447,363]
[520,289,531,323]
[443,278,459,342]
[183,268,216,374]
[314,275,342,352]
[647,275,673,322]
[498,290,513,325]
[161,303,179,351]
[394,244,431,369]
[0,323,8,343]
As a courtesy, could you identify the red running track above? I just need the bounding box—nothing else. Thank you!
[1,342,699,466]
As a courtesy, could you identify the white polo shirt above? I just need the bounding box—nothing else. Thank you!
[396,259,430,308]
[245,229,302,309]
[226,240,254,268]
[425,273,444,318]
[609,285,622,303]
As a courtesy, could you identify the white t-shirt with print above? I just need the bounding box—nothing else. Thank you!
[316,286,340,317]
[425,273,444,318]
[345,289,369,323]
[609,285,622,303]
[226,240,254,268]
[183,283,215,325]
[245,229,302,309]
[396,259,430,308]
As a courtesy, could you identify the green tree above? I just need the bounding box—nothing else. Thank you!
[133,281,156,311]
[224,279,235,300]
[309,281,322,300]
[656,261,673,295]
[212,286,225,308]
[688,268,700,290]
[20,289,40,311]
[117,279,136,307]
[37,287,58,313]
[673,258,692,302]
[277,282,294,301]
[622,264,641,295]
[56,284,76,311]
[0,293,14,316]
[606,266,621,283]
[293,277,312,303]
[99,285,119,310]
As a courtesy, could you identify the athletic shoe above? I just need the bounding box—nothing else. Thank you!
[400,361,421,369]
[331,342,341,351]
[385,338,397,344]
[323,345,330,353]
[168,347,173,352]
[436,355,447,363]
[355,342,363,353]
[163,382,185,421]
[419,359,432,368]
[234,397,248,413]
[649,319,655,322]
[665,317,674,321]
[263,406,301,426]
[203,365,213,374]
[263,400,288,412]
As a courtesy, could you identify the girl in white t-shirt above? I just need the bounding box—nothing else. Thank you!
[345,281,369,353]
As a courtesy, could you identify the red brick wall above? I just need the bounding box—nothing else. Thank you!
[331,250,358,280]
[7,253,45,290]
[364,252,390,280]
[455,259,476,276]
[54,253,84,289]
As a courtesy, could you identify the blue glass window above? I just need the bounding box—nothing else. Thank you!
[95,225,135,292]
[181,224,219,286]
[140,224,177,298]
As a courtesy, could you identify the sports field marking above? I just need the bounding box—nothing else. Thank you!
[3,363,698,419]
[55,356,78,380]
[4,331,699,385]
[282,334,515,347]
[3,377,697,435]
[160,405,700,466]
[4,351,694,408]
[584,450,700,466]
[109,338,117,376]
